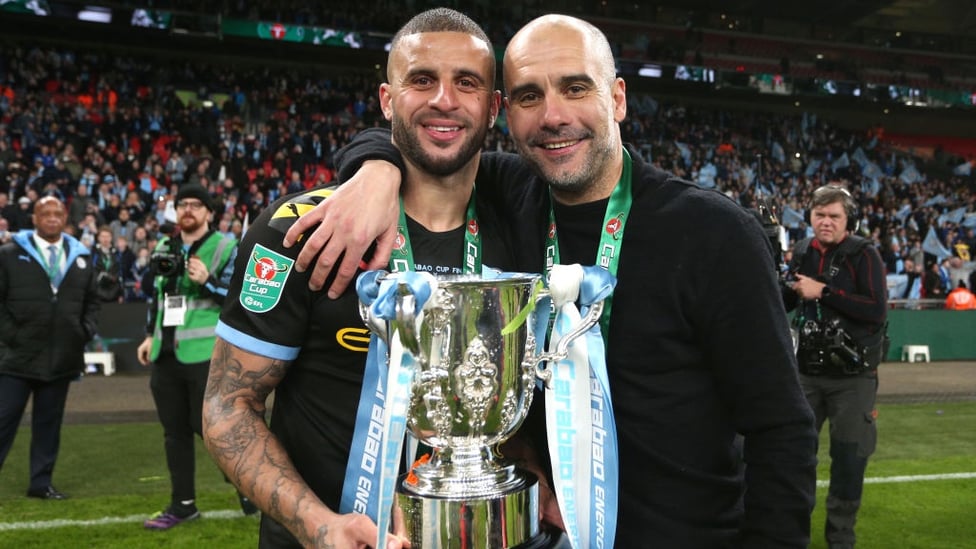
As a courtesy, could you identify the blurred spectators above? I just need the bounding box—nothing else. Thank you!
[0,35,973,318]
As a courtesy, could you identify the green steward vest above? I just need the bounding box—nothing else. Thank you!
[149,232,236,363]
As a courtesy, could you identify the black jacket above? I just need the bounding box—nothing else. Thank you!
[0,231,100,381]
[784,235,888,341]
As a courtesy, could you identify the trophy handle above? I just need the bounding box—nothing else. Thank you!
[536,299,604,366]
[359,302,389,345]
[395,282,422,356]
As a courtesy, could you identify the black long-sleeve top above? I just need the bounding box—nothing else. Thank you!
[337,129,818,548]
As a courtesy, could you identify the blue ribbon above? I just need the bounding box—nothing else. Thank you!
[343,271,435,540]
[579,266,618,548]
[339,271,390,519]
[545,265,618,549]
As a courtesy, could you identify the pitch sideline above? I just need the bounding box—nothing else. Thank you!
[3,472,976,532]
[0,509,246,532]
[815,471,976,488]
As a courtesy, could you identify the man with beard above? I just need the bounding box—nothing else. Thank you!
[285,14,817,549]
[135,183,248,529]
[202,9,519,548]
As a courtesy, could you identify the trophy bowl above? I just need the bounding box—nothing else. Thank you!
[397,274,542,498]
[361,272,598,548]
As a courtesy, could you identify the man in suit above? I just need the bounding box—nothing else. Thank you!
[0,196,100,500]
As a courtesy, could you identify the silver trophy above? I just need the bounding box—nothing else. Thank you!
[361,273,602,549]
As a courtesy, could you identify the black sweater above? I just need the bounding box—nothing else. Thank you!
[338,129,818,548]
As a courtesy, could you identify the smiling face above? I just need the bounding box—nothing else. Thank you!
[503,16,627,204]
[381,31,499,178]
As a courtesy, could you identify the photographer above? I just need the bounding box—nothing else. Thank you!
[135,183,246,529]
[91,226,125,303]
[783,185,887,549]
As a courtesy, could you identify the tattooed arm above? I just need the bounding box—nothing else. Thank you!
[204,337,407,549]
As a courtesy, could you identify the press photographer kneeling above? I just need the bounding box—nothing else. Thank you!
[783,185,888,549]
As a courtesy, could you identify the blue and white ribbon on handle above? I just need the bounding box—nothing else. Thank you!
[373,330,415,547]
[342,271,436,543]
[340,271,389,519]
[545,264,618,549]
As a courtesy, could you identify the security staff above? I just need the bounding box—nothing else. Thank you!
[135,183,245,529]
[784,185,888,549]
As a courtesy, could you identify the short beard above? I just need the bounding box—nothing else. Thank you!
[391,114,487,177]
[515,129,615,199]
[179,215,205,233]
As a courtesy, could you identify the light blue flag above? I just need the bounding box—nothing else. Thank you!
[782,206,804,229]
[894,204,912,223]
[923,226,952,261]
[887,274,908,300]
[771,141,785,164]
[697,162,716,189]
[831,152,850,172]
[944,207,967,225]
[899,163,922,184]
[861,161,883,183]
[804,158,822,177]
[674,140,691,167]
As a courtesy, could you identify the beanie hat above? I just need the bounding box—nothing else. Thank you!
[175,183,214,211]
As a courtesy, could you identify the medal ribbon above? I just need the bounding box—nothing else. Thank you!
[389,190,481,274]
[543,148,632,549]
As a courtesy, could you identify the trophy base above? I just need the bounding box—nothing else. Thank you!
[397,471,542,548]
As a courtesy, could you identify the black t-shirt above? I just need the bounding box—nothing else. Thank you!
[216,185,514,547]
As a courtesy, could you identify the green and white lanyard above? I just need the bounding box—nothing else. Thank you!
[542,147,631,549]
[544,147,633,338]
[388,189,482,274]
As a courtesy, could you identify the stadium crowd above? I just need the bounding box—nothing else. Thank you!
[1,35,975,306]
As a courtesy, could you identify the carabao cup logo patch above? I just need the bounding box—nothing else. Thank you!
[241,243,293,313]
[605,214,624,240]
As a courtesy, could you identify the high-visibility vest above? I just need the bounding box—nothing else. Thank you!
[148,232,236,363]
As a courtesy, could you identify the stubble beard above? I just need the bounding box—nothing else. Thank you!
[392,113,488,177]
[516,129,615,199]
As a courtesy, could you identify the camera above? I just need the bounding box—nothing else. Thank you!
[796,317,868,375]
[151,250,184,277]
[95,271,122,301]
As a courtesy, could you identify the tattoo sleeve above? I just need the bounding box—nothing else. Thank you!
[204,337,336,546]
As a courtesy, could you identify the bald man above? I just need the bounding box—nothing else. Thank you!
[0,196,100,500]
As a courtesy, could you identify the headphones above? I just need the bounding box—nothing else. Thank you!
[806,185,860,232]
